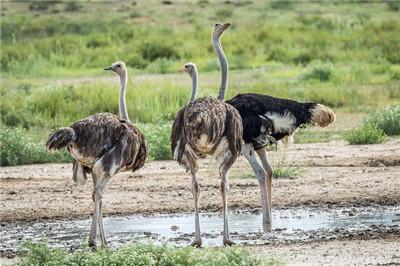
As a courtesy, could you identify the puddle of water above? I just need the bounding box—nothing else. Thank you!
[1,205,399,255]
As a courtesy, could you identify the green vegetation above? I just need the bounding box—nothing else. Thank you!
[273,162,301,179]
[16,241,281,266]
[1,1,399,165]
[0,126,70,166]
[366,104,400,136]
[345,104,400,145]
[345,123,386,145]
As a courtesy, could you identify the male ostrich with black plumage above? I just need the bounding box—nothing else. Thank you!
[171,23,243,247]
[46,61,148,249]
[226,88,335,233]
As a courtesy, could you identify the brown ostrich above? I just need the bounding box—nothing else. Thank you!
[46,61,148,249]
[171,23,243,247]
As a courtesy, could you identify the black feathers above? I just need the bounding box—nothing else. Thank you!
[226,93,335,149]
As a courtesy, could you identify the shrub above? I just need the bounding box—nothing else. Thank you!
[367,104,400,136]
[344,123,385,145]
[215,8,234,18]
[0,126,70,166]
[140,122,172,161]
[19,241,280,266]
[300,61,334,82]
[140,42,180,62]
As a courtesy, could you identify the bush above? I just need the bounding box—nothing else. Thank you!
[344,123,385,145]
[140,122,172,161]
[0,126,70,166]
[140,42,180,62]
[367,104,400,136]
[19,241,280,266]
[300,61,334,82]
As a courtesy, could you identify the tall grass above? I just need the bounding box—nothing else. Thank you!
[16,241,281,266]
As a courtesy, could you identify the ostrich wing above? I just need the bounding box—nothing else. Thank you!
[171,106,187,161]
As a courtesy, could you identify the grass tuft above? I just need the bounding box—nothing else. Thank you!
[344,123,385,145]
[273,162,300,179]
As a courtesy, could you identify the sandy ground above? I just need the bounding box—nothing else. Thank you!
[254,236,400,266]
[1,139,399,265]
[1,140,399,222]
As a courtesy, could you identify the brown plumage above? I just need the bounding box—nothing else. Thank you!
[46,61,148,249]
[171,24,243,247]
[47,113,147,174]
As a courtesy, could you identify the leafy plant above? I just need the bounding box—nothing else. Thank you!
[366,104,400,135]
[344,123,385,145]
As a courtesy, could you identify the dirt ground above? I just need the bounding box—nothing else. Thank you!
[1,139,400,265]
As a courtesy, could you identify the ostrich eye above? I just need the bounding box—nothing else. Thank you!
[215,23,220,27]
[184,65,188,68]
[116,64,121,68]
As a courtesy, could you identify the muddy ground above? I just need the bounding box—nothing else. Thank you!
[1,140,400,265]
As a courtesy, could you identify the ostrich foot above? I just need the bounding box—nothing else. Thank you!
[223,237,235,246]
[263,223,272,233]
[88,241,97,251]
[190,238,202,248]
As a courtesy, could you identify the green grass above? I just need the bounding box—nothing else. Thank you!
[345,123,386,145]
[273,162,301,179]
[15,241,282,266]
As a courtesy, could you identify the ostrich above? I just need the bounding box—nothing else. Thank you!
[171,23,243,247]
[226,93,335,233]
[46,61,148,249]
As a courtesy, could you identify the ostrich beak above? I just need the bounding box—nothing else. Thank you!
[178,68,185,73]
[104,66,112,71]
[221,23,231,31]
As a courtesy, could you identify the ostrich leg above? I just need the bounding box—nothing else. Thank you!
[243,144,272,233]
[190,171,202,247]
[220,168,234,246]
[89,174,108,249]
[256,148,273,222]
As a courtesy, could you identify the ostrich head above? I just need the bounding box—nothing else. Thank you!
[104,61,127,77]
[212,23,230,39]
[180,62,197,77]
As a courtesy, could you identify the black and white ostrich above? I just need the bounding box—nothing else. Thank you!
[46,61,148,249]
[226,93,336,232]
[171,23,243,247]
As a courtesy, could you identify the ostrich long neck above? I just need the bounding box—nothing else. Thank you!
[212,36,228,100]
[189,68,198,103]
[119,70,130,121]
